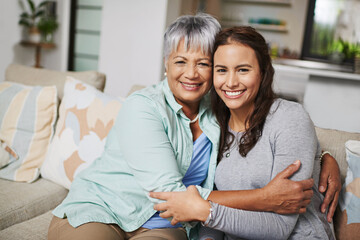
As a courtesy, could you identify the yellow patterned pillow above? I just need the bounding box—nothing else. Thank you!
[41,77,122,189]
[0,82,57,182]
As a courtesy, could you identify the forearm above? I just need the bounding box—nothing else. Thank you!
[207,188,272,212]
[206,202,296,240]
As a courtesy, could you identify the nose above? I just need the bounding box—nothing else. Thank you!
[226,72,239,88]
[184,64,199,79]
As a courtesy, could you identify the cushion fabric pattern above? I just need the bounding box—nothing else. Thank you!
[340,140,360,223]
[334,140,360,240]
[41,77,122,189]
[0,82,57,182]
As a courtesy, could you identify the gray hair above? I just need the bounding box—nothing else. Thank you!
[163,13,221,62]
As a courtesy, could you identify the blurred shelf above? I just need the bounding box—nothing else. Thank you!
[249,23,287,32]
[224,0,291,5]
[20,41,56,49]
[20,41,56,68]
[221,21,288,32]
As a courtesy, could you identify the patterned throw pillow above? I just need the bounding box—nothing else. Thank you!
[335,140,360,239]
[41,77,122,189]
[0,82,57,182]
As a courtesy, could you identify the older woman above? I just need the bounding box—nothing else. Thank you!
[151,26,335,239]
[48,14,339,240]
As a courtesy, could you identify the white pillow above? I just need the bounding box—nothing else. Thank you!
[41,77,122,189]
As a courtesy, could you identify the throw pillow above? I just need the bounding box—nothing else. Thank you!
[335,140,360,239]
[0,82,57,182]
[41,77,122,189]
[0,140,18,169]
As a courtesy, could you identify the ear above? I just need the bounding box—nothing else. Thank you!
[164,58,168,75]
[164,57,167,71]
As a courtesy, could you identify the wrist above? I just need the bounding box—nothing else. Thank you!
[320,151,332,164]
[199,200,212,222]
[258,187,272,212]
[201,200,214,226]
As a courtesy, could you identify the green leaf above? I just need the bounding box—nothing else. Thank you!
[35,10,45,18]
[19,19,31,27]
[20,12,30,18]
[27,0,35,14]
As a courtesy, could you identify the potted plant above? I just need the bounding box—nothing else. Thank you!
[37,16,58,43]
[354,44,360,74]
[19,0,49,43]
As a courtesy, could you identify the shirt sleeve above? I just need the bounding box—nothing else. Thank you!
[115,95,210,203]
[205,102,319,239]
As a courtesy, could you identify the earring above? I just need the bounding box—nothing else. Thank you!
[164,72,167,77]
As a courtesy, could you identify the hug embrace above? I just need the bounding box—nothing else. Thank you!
[48,13,340,240]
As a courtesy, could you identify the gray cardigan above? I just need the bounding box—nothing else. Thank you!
[200,99,334,240]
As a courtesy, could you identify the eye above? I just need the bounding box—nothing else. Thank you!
[216,68,226,73]
[174,61,186,65]
[238,68,249,73]
[198,62,211,68]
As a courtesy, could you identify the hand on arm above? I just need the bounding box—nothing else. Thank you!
[318,152,341,222]
[150,185,211,225]
[150,160,314,221]
[207,160,314,214]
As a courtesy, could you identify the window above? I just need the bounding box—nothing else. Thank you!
[68,0,103,71]
[301,0,360,66]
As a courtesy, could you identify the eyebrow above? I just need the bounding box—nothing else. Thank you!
[173,56,211,61]
[214,64,252,68]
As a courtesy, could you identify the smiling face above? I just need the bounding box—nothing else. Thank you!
[166,39,213,111]
[213,42,261,116]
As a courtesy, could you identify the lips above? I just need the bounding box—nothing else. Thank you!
[223,90,246,98]
[180,81,202,90]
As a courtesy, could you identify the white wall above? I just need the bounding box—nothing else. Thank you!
[304,77,360,133]
[99,0,181,98]
[0,0,70,81]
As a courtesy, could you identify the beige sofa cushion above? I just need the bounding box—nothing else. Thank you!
[315,127,360,184]
[0,210,52,240]
[0,178,68,230]
[5,64,106,100]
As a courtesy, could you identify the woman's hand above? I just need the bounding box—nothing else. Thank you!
[150,185,211,225]
[318,153,341,222]
[262,160,314,214]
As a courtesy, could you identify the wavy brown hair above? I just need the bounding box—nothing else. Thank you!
[211,26,276,162]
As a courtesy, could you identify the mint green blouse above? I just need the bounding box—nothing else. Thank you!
[52,79,220,239]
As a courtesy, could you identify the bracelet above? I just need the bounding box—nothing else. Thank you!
[201,201,214,227]
[320,151,332,164]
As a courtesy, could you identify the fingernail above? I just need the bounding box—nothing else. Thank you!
[319,186,325,192]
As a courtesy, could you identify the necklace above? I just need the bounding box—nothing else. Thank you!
[225,132,241,158]
[189,114,199,124]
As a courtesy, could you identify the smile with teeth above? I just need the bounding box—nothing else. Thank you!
[181,82,202,88]
[224,90,246,96]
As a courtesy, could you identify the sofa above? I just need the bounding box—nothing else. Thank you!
[0,64,359,240]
